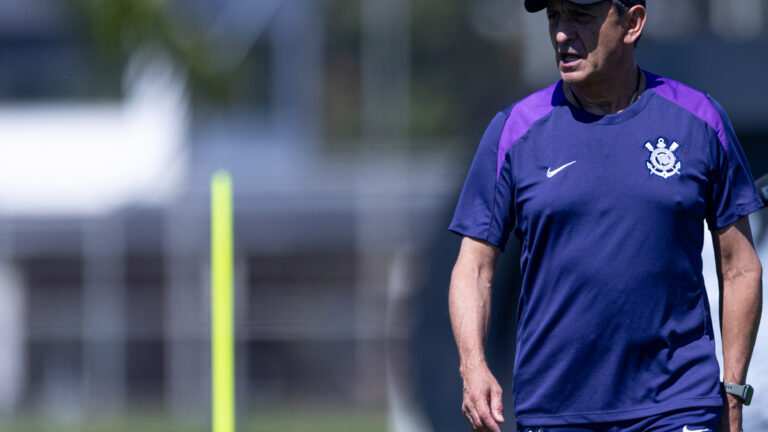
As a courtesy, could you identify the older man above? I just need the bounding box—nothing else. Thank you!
[448,1,763,432]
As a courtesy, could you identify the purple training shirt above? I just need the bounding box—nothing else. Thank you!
[450,70,763,425]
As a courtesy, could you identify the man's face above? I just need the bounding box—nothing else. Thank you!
[547,0,628,86]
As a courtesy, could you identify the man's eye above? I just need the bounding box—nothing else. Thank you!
[573,11,591,20]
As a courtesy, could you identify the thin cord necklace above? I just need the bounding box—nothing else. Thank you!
[570,66,642,112]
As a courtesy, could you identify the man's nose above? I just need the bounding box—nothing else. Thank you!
[554,20,575,44]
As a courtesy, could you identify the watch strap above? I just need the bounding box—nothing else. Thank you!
[723,381,754,406]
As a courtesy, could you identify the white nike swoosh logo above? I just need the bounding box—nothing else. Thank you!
[682,426,710,432]
[546,161,576,178]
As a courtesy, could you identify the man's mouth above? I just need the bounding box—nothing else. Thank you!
[560,53,582,65]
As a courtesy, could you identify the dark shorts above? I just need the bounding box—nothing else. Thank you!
[517,406,721,432]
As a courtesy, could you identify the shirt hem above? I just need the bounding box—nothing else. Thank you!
[711,199,764,231]
[448,224,506,251]
[515,397,723,426]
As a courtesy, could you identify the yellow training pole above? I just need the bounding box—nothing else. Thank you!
[211,170,234,432]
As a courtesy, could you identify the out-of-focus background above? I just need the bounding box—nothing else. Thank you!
[0,0,767,431]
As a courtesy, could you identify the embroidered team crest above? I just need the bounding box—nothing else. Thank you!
[645,137,681,179]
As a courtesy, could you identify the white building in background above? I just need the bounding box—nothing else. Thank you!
[0,49,188,416]
[0,52,187,216]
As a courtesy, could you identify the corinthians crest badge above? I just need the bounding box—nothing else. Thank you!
[645,137,680,179]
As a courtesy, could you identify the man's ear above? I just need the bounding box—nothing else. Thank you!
[624,5,646,45]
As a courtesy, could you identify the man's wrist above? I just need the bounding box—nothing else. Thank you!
[459,355,488,376]
[724,392,744,408]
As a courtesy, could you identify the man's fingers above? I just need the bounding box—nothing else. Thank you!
[459,370,504,432]
[461,404,472,428]
[462,402,481,430]
[472,394,501,432]
[490,385,504,423]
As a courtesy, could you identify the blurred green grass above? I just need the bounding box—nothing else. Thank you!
[1,408,387,432]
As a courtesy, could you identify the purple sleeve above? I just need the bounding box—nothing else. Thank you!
[449,111,515,250]
[705,97,764,230]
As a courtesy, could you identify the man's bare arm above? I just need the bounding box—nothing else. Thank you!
[449,236,504,432]
[712,216,762,432]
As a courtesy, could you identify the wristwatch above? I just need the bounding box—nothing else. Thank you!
[722,381,754,406]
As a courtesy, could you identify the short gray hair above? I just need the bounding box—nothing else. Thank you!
[612,0,630,15]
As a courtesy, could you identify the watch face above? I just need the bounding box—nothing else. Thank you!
[744,385,754,406]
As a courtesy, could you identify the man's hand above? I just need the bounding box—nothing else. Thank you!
[719,393,743,432]
[460,364,504,432]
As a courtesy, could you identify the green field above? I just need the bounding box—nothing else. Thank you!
[1,408,388,432]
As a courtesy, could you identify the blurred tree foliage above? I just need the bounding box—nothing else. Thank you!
[71,0,524,142]
[325,0,524,145]
[325,0,362,141]
[70,0,256,103]
[411,0,527,141]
